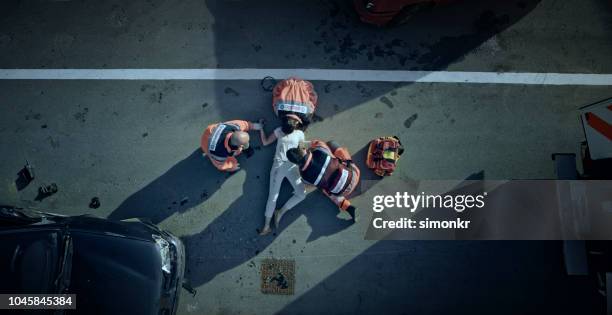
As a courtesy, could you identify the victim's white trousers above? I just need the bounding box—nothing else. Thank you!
[265,161,306,218]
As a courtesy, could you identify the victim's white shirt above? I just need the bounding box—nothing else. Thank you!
[273,127,304,165]
[264,127,306,218]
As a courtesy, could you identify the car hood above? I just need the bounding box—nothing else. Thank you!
[70,231,164,315]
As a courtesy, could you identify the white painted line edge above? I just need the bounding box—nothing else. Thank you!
[1,69,612,85]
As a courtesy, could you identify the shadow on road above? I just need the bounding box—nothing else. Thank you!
[277,172,601,313]
[276,240,602,314]
[108,149,230,224]
[107,144,356,288]
[205,0,541,76]
[181,180,355,287]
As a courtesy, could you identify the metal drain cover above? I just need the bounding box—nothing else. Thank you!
[260,258,295,295]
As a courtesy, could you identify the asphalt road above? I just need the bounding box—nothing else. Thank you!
[1,0,611,314]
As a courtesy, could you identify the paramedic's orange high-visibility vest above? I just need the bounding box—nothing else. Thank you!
[201,120,252,171]
[299,140,360,197]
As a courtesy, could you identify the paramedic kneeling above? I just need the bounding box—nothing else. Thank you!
[201,119,262,172]
[286,140,359,222]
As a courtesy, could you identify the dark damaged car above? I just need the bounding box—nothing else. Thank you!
[0,205,185,315]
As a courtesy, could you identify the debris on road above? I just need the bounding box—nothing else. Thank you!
[89,197,101,209]
[15,160,35,191]
[380,96,394,108]
[224,87,240,96]
[260,76,276,92]
[35,183,58,201]
[404,114,418,128]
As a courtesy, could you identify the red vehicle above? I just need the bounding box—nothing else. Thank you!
[353,0,454,26]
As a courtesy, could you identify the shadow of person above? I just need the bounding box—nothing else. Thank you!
[108,148,231,224]
[182,176,354,288]
[277,240,593,314]
[278,171,597,314]
[288,191,354,243]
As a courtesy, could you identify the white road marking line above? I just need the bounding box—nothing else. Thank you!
[0,69,611,85]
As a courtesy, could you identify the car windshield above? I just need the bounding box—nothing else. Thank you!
[0,230,60,293]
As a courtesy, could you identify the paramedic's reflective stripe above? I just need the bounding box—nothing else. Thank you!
[208,124,227,152]
[330,168,349,194]
[313,155,331,186]
[208,153,226,162]
[276,102,310,114]
[314,146,332,156]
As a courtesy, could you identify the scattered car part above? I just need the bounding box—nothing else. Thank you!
[89,197,101,209]
[15,160,35,191]
[35,183,58,201]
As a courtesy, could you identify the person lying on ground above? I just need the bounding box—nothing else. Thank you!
[257,115,307,236]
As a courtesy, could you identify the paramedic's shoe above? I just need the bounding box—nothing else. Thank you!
[258,226,272,236]
[346,206,357,223]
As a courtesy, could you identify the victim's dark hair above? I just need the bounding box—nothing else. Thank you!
[281,116,301,134]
